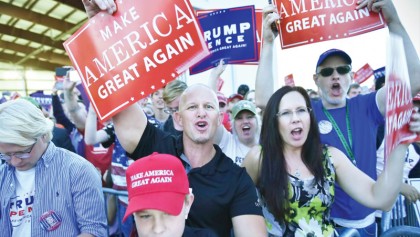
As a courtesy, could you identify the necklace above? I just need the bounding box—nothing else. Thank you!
[294,168,301,178]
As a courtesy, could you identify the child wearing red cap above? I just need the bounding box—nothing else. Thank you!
[124,152,217,237]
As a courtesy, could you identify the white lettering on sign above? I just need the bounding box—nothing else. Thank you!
[130,169,175,188]
[84,4,194,88]
[279,0,357,18]
[143,33,194,72]
[204,23,251,49]
[97,63,140,99]
[279,0,370,33]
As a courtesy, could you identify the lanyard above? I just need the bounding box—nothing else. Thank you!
[322,105,356,165]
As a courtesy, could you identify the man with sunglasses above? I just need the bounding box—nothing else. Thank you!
[255,0,420,236]
[0,99,107,236]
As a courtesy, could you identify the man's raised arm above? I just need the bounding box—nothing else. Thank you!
[113,103,147,154]
[362,0,420,115]
[81,0,146,154]
[255,5,280,111]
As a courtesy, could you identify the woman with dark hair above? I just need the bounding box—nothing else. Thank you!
[243,86,411,237]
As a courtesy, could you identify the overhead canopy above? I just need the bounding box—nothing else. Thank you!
[0,0,266,95]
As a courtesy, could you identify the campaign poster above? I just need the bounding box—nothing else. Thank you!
[284,74,295,86]
[354,63,373,84]
[273,0,385,49]
[384,35,419,160]
[29,91,52,112]
[64,0,209,121]
[244,9,263,65]
[190,5,258,74]
[374,66,386,80]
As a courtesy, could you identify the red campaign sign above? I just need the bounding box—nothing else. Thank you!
[217,77,224,91]
[273,0,385,49]
[64,0,209,121]
[414,93,420,101]
[385,74,419,160]
[245,10,262,65]
[284,74,295,86]
[353,63,373,84]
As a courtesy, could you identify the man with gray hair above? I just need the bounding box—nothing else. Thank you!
[0,99,107,236]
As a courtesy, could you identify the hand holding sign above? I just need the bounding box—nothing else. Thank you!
[409,106,420,134]
[272,0,385,48]
[190,6,258,74]
[262,5,280,44]
[64,0,209,121]
[384,34,420,160]
[267,0,279,33]
[82,0,117,17]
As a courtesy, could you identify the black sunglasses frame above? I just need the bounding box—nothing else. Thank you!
[317,65,352,77]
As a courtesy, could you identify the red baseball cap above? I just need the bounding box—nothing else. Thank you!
[414,93,420,101]
[227,93,244,104]
[123,152,189,221]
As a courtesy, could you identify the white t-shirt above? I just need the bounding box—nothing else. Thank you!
[219,128,252,166]
[376,141,420,218]
[377,141,420,179]
[10,167,36,237]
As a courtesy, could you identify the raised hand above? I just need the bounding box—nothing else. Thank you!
[82,0,117,18]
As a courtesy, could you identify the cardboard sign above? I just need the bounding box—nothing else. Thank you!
[75,83,90,110]
[374,66,386,80]
[354,63,373,84]
[54,67,73,90]
[190,6,258,74]
[284,74,295,86]
[29,91,52,112]
[64,0,209,121]
[194,9,263,66]
[273,0,385,49]
[385,73,418,159]
[245,10,262,65]
[384,35,420,160]
[217,77,224,91]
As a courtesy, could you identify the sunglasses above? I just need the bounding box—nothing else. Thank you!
[317,65,352,77]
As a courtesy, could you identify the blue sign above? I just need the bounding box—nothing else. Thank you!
[29,90,52,112]
[374,66,385,80]
[190,6,258,75]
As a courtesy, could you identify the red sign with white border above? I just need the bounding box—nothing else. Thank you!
[284,74,295,86]
[354,63,373,84]
[385,73,419,160]
[273,0,385,49]
[64,0,209,121]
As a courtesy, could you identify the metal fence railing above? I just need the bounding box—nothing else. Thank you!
[101,188,420,237]
[340,228,361,237]
[380,194,420,237]
[103,187,129,237]
[381,226,420,237]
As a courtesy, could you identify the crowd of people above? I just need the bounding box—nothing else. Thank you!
[1,0,420,236]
